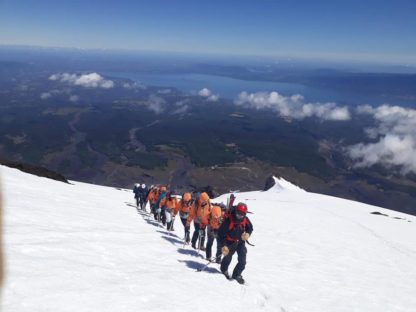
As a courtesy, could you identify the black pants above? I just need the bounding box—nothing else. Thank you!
[191,222,205,248]
[220,241,247,278]
[160,207,166,225]
[151,204,159,220]
[180,218,190,242]
[138,195,145,209]
[206,227,221,260]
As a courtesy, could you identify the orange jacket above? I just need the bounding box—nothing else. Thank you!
[160,197,178,214]
[176,199,193,218]
[146,188,159,203]
[186,192,211,227]
[208,205,224,230]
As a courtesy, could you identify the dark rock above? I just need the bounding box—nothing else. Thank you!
[264,175,276,191]
[0,158,68,183]
[370,211,389,217]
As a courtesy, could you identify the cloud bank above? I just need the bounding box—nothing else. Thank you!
[347,104,416,174]
[49,73,114,89]
[235,91,350,121]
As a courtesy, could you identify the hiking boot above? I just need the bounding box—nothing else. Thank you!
[215,257,221,264]
[200,246,206,251]
[192,243,197,249]
[233,275,245,285]
[222,270,231,280]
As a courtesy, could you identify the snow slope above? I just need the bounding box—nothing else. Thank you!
[1,166,416,312]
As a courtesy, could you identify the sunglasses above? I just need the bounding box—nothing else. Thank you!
[201,201,208,207]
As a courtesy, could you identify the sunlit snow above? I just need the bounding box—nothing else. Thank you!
[1,165,415,311]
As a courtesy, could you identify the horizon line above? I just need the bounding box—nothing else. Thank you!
[1,43,416,68]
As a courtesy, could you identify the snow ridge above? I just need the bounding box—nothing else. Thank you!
[268,176,305,192]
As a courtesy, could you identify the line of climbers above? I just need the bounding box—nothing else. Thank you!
[133,184,253,284]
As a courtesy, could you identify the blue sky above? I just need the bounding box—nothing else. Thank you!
[1,0,416,64]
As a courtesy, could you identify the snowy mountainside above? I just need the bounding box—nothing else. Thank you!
[1,165,416,311]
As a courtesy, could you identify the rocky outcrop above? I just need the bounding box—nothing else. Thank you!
[264,175,276,191]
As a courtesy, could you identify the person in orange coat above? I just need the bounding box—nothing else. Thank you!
[159,191,178,231]
[175,192,193,243]
[155,186,167,224]
[146,186,160,220]
[186,192,211,250]
[206,203,226,262]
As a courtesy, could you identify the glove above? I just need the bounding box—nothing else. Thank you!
[241,232,250,241]
[221,246,229,256]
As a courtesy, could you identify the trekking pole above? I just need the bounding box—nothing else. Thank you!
[183,225,190,248]
[246,240,255,247]
[197,228,202,255]
[169,216,175,231]
[168,215,175,236]
[183,226,187,248]
[196,255,221,272]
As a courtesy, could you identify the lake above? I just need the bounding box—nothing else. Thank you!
[105,72,412,107]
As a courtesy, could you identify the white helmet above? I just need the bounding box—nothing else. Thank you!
[141,183,146,188]
[135,183,140,187]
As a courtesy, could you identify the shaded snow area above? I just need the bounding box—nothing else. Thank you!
[1,165,416,312]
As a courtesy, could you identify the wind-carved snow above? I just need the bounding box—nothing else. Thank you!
[1,165,416,311]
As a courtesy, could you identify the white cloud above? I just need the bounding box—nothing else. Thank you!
[146,95,166,114]
[235,91,350,121]
[347,104,416,173]
[207,94,219,102]
[123,81,146,90]
[171,99,190,114]
[69,95,79,102]
[198,88,219,102]
[172,104,189,115]
[40,92,52,100]
[48,74,60,81]
[157,88,172,94]
[49,73,114,89]
[198,88,212,97]
[40,89,62,100]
